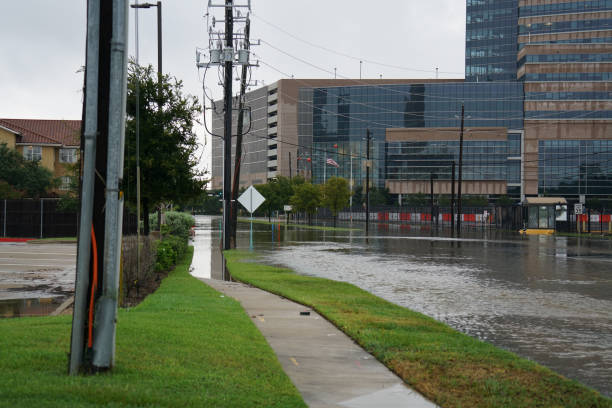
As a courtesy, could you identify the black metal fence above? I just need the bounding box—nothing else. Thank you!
[0,199,137,238]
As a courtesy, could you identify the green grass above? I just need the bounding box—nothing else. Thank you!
[238,217,358,231]
[225,250,612,408]
[0,248,306,408]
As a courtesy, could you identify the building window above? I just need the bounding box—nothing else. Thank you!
[60,148,77,163]
[23,145,42,161]
[60,176,72,191]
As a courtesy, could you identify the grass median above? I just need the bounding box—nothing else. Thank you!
[0,247,306,408]
[225,250,612,408]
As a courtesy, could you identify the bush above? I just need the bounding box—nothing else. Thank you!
[155,235,188,272]
[149,211,194,239]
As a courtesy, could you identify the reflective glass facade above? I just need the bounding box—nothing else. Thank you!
[519,0,612,17]
[466,0,519,81]
[299,82,523,187]
[539,140,612,195]
[386,139,520,184]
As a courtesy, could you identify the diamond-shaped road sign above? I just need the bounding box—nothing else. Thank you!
[238,185,266,214]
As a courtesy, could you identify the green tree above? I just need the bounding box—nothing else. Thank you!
[322,177,351,227]
[403,193,428,207]
[369,187,393,206]
[462,195,489,207]
[124,62,206,235]
[290,182,321,225]
[0,143,57,198]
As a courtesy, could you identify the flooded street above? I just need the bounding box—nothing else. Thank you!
[194,216,612,397]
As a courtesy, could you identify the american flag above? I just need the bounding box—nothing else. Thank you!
[326,158,339,168]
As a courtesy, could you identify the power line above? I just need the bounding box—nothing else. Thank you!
[251,12,464,76]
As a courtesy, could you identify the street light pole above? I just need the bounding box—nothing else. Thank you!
[365,128,371,235]
[457,103,465,235]
[130,1,163,233]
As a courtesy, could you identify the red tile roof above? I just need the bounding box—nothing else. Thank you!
[0,118,81,147]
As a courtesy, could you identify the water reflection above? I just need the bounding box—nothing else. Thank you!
[190,215,225,280]
[0,297,61,318]
[235,220,612,397]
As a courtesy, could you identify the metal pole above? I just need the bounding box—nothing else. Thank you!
[457,103,465,235]
[430,174,434,226]
[3,199,6,237]
[289,151,292,179]
[222,0,234,250]
[69,0,101,375]
[350,151,353,221]
[40,198,44,239]
[365,128,371,235]
[157,1,162,82]
[92,0,128,369]
[451,161,456,236]
[324,158,326,183]
[134,1,141,288]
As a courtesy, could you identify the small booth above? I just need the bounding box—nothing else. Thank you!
[521,197,567,235]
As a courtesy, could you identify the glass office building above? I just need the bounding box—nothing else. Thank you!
[298,82,523,188]
[539,140,612,196]
[465,0,519,81]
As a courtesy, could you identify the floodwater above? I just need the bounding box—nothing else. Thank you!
[0,297,63,318]
[194,216,612,397]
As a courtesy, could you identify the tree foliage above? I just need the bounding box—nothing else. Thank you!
[322,177,351,226]
[0,143,57,198]
[290,182,321,224]
[124,62,206,234]
[254,176,295,220]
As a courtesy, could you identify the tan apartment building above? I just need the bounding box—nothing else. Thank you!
[0,119,81,192]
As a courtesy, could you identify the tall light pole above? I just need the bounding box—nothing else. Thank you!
[130,2,162,85]
[457,104,465,234]
[130,1,162,235]
[365,128,371,235]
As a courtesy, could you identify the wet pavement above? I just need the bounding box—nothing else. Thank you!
[0,242,76,302]
[192,216,612,397]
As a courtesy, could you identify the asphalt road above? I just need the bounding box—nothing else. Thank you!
[0,242,76,300]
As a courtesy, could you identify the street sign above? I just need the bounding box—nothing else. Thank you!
[283,205,292,212]
[574,203,584,215]
[238,185,265,214]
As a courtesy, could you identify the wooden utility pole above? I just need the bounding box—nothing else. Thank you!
[222,0,234,250]
[229,15,250,248]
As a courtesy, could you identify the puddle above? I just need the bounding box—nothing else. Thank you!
[0,297,64,318]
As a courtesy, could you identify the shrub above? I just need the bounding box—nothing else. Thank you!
[155,235,188,272]
[149,211,194,239]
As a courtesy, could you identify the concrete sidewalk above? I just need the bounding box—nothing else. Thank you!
[200,278,438,408]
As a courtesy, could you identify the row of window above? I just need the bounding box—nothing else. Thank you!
[525,110,612,119]
[386,140,521,183]
[538,139,612,194]
[519,18,612,35]
[519,0,612,18]
[526,91,612,100]
[518,37,612,49]
[519,53,612,65]
[22,146,77,163]
[523,72,612,81]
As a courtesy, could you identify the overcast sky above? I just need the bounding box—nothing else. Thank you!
[0,1,466,170]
